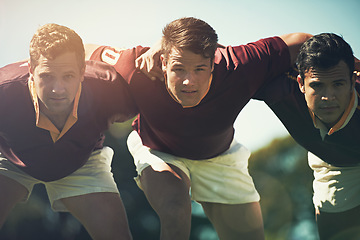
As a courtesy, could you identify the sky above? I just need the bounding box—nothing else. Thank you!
[1,0,359,151]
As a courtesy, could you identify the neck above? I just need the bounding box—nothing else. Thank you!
[39,102,73,131]
[45,113,70,131]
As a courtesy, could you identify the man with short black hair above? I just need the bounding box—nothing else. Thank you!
[255,33,360,239]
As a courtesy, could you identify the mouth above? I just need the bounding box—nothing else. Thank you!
[49,97,67,102]
[181,90,197,94]
[319,105,339,111]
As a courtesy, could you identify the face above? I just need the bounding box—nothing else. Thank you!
[162,48,214,107]
[298,61,354,128]
[29,51,84,118]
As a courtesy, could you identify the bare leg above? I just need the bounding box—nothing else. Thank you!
[0,174,29,228]
[140,164,191,240]
[200,201,264,240]
[61,192,132,240]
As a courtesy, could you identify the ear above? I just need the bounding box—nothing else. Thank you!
[351,72,356,89]
[28,61,34,81]
[80,65,86,82]
[160,54,167,72]
[297,74,305,93]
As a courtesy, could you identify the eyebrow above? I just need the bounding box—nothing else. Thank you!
[195,64,209,68]
[172,62,209,67]
[63,70,77,74]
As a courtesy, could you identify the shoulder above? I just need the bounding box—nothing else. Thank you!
[215,37,287,65]
[0,62,30,112]
[0,61,29,95]
[232,36,287,57]
[0,61,29,84]
[84,60,121,81]
[82,60,130,95]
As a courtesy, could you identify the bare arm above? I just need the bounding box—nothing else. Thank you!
[279,33,313,65]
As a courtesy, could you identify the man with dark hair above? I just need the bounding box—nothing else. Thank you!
[87,17,311,239]
[253,33,360,239]
[0,23,136,239]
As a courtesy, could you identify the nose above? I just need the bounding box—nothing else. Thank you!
[321,87,335,101]
[183,79,190,85]
[182,72,195,86]
[52,79,66,94]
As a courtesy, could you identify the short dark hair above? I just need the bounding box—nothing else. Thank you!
[296,33,354,80]
[161,17,218,63]
[29,23,85,71]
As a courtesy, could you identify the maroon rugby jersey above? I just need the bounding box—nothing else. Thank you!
[90,37,290,159]
[0,61,137,181]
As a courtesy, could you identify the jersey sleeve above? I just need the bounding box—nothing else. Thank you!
[217,37,289,83]
[89,45,150,83]
[253,66,299,104]
[0,61,29,130]
[83,60,139,123]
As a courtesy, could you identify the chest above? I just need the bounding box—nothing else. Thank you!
[131,75,252,136]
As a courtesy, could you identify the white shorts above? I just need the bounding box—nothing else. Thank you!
[308,152,360,213]
[0,146,119,212]
[127,131,260,204]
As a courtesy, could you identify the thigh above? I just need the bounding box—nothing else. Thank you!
[201,201,264,240]
[140,164,192,240]
[0,174,29,227]
[317,205,360,240]
[189,141,260,204]
[128,130,191,191]
[140,163,191,210]
[0,154,36,227]
[61,192,132,240]
[128,130,191,207]
[45,147,119,212]
[309,153,360,213]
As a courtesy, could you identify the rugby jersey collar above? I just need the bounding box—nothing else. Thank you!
[28,78,81,143]
[309,89,358,140]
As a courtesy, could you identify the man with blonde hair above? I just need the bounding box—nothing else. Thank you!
[0,23,136,239]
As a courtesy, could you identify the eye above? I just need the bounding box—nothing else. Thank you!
[334,81,345,87]
[171,67,185,74]
[309,82,322,89]
[195,67,205,72]
[173,67,184,71]
[64,74,75,79]
[39,73,53,81]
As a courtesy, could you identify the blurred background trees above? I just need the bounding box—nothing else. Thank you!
[0,122,319,240]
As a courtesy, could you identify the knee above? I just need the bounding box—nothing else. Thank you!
[156,198,192,223]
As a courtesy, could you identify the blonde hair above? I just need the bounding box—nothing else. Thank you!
[29,23,85,71]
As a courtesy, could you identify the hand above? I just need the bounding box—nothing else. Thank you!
[135,40,164,81]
